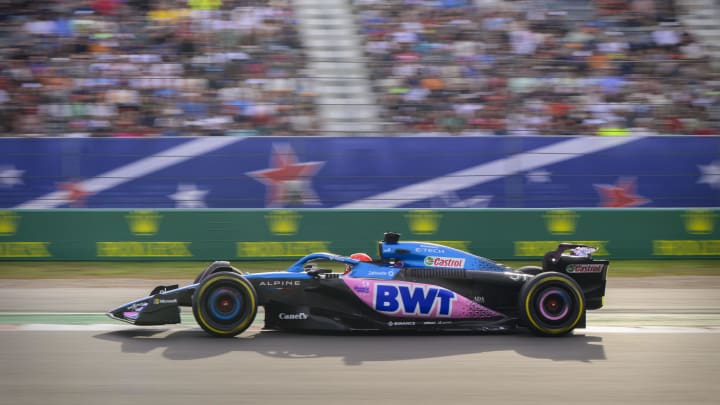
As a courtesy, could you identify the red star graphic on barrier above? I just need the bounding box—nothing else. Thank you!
[594,177,650,208]
[58,180,90,207]
[247,144,324,207]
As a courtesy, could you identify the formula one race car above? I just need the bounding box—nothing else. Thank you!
[107,232,608,337]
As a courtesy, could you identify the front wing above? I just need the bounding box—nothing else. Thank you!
[106,284,193,326]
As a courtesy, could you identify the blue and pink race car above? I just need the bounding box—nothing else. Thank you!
[108,232,608,337]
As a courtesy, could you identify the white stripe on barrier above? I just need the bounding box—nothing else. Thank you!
[339,136,642,208]
[16,137,245,209]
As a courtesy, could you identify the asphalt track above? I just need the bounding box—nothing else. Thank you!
[1,277,719,405]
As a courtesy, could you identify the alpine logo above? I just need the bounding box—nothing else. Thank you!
[259,280,301,288]
[374,284,457,317]
[424,256,465,268]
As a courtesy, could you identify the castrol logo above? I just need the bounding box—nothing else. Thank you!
[566,264,605,273]
[423,256,465,268]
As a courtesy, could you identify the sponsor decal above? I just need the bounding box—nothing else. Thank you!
[544,210,578,235]
[259,280,301,288]
[152,298,178,305]
[388,321,416,327]
[683,210,715,235]
[126,210,161,236]
[0,242,51,258]
[95,213,192,258]
[416,320,451,326]
[237,241,330,257]
[353,280,371,294]
[653,240,720,256]
[507,273,532,282]
[344,278,502,319]
[279,312,308,320]
[414,245,446,254]
[0,211,19,236]
[127,302,148,312]
[423,256,465,268]
[368,270,395,277]
[97,242,192,257]
[374,284,457,317]
[566,264,605,273]
[405,210,441,235]
[265,210,301,236]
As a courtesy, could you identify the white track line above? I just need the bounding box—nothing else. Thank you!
[580,326,720,334]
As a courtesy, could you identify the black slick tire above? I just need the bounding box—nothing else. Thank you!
[519,272,585,336]
[192,272,258,337]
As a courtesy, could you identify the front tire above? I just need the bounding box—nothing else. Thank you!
[192,272,258,337]
[519,272,585,336]
[193,261,241,284]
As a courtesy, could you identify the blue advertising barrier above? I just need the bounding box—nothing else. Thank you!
[1,136,718,209]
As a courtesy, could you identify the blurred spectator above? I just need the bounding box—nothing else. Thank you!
[0,0,318,137]
[355,0,719,135]
[0,0,717,137]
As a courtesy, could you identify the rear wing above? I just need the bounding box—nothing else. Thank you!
[543,244,608,310]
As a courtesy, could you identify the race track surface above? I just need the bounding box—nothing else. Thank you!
[1,277,719,405]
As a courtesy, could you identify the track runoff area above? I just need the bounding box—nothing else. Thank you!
[0,273,719,333]
[2,260,719,334]
[1,284,719,334]
[2,281,719,405]
[0,276,720,335]
[1,313,719,334]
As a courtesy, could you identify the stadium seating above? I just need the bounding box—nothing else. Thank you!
[0,0,717,137]
[353,0,718,135]
[0,0,319,137]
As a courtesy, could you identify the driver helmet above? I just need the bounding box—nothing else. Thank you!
[344,252,372,275]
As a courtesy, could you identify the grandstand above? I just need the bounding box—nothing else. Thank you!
[0,0,717,137]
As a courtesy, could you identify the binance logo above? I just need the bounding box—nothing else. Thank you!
[544,210,578,235]
[0,211,19,236]
[126,211,161,236]
[406,210,441,235]
[266,210,300,236]
[683,210,715,235]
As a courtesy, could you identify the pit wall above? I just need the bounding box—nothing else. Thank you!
[1,209,717,261]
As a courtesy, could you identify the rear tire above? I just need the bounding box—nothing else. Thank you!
[515,265,542,276]
[192,272,257,337]
[519,272,584,336]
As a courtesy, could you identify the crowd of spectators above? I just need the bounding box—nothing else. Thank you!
[0,0,718,137]
[355,0,719,135]
[0,0,318,137]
